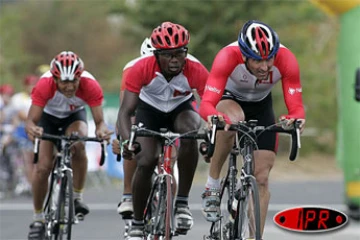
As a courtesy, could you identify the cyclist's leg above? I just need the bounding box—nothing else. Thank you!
[172,107,201,232]
[130,136,159,237]
[246,93,277,236]
[117,160,136,214]
[202,95,244,222]
[28,139,54,239]
[129,101,161,238]
[63,109,89,216]
[118,115,136,216]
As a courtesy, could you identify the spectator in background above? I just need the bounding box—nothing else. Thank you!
[11,75,39,187]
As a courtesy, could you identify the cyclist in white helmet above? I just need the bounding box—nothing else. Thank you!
[112,38,156,220]
[140,37,155,56]
[26,51,112,240]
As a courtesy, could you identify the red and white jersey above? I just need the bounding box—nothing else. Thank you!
[31,71,104,118]
[124,55,209,113]
[200,41,305,120]
[121,54,200,91]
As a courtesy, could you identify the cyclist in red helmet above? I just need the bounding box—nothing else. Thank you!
[113,37,202,220]
[118,22,209,239]
[26,51,112,240]
[199,20,306,237]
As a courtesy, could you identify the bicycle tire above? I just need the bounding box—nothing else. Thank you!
[236,176,261,240]
[45,175,60,239]
[164,175,173,239]
[144,177,162,238]
[55,170,73,240]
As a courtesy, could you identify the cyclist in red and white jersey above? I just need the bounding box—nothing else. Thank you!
[113,37,202,218]
[114,38,156,217]
[25,51,112,240]
[199,20,306,236]
[118,22,209,239]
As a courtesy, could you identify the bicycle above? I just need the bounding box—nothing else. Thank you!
[127,124,209,240]
[33,132,107,240]
[203,117,301,240]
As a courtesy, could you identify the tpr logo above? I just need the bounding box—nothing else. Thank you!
[273,206,348,233]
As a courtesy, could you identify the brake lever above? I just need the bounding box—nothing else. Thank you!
[295,120,302,149]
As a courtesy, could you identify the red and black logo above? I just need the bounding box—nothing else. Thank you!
[273,206,348,233]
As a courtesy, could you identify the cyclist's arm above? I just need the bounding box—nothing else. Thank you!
[90,105,112,141]
[25,104,44,141]
[199,49,237,124]
[278,49,305,120]
[118,90,139,142]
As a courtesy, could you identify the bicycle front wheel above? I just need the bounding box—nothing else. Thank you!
[236,176,261,240]
[55,169,73,240]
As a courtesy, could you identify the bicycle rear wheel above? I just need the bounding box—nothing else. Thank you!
[236,176,261,240]
[54,170,73,240]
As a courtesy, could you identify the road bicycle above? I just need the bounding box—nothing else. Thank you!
[33,132,107,240]
[127,124,209,240]
[204,117,301,240]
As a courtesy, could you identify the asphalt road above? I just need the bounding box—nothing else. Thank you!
[1,180,359,240]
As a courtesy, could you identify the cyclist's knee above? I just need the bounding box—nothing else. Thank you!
[136,157,157,174]
[34,165,52,179]
[255,172,270,188]
[71,142,86,157]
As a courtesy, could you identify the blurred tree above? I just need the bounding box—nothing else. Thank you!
[0,1,127,89]
[0,0,338,154]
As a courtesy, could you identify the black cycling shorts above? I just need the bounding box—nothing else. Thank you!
[135,99,195,132]
[38,108,87,137]
[221,90,277,152]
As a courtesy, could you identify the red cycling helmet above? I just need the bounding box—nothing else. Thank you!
[50,51,84,81]
[0,84,14,95]
[150,22,190,50]
[24,75,39,86]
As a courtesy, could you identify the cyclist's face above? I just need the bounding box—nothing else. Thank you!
[246,57,275,80]
[156,48,187,78]
[54,77,80,98]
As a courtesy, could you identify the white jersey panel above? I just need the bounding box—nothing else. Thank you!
[139,72,193,112]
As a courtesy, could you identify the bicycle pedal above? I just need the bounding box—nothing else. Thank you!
[73,216,79,224]
[175,229,188,235]
[76,213,84,221]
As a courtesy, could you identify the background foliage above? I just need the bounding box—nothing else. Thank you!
[0,0,338,154]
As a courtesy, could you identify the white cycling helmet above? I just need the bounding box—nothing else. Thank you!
[50,51,84,81]
[140,38,155,56]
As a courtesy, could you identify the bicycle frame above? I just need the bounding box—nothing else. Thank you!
[205,118,301,240]
[33,133,106,240]
[128,125,208,240]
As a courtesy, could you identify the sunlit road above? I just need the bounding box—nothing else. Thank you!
[1,180,359,240]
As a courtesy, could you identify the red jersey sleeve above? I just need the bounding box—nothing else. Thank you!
[77,77,104,107]
[184,60,209,98]
[199,46,240,122]
[120,68,130,91]
[276,47,305,119]
[31,77,57,107]
[124,60,149,94]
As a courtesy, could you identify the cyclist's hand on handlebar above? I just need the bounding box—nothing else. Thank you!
[26,126,43,141]
[207,114,231,131]
[280,116,306,134]
[95,126,113,143]
[121,140,141,160]
[112,139,120,155]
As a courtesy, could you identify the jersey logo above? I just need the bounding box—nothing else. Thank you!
[288,87,302,95]
[205,85,221,94]
[69,104,81,111]
[173,90,191,97]
[254,71,273,88]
